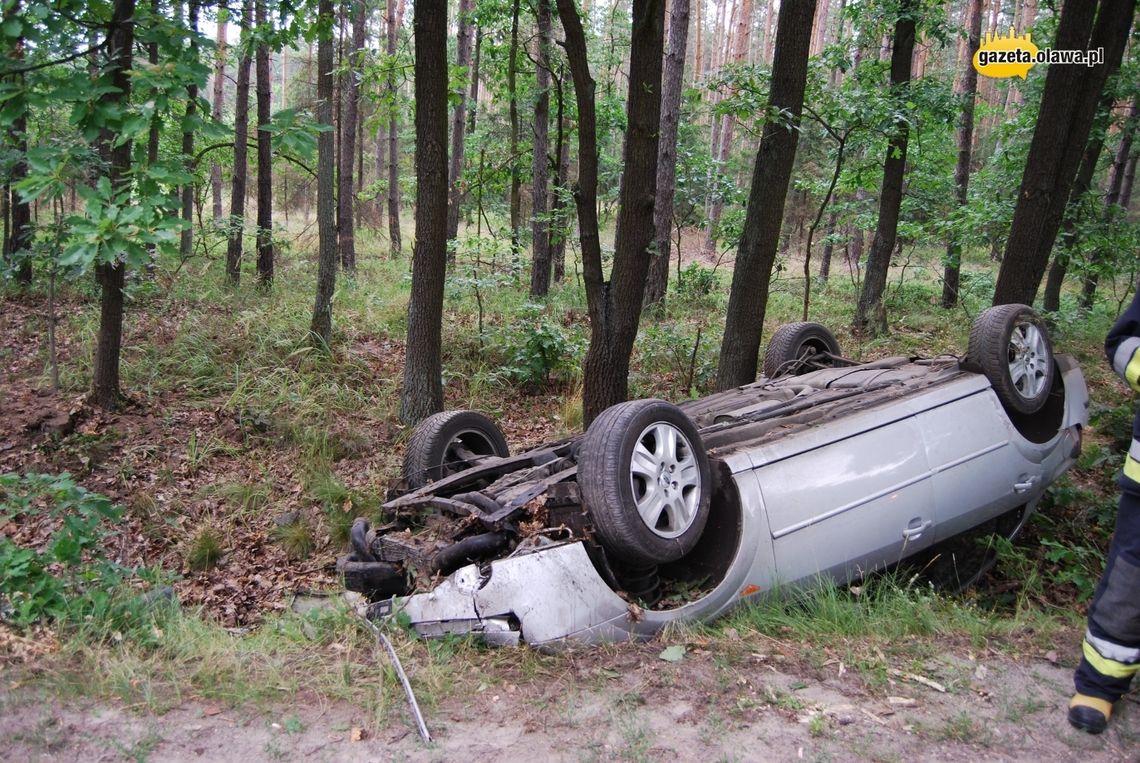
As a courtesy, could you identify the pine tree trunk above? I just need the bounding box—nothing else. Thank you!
[5,0,31,286]
[529,0,553,297]
[338,0,365,273]
[853,0,916,336]
[941,0,982,308]
[819,209,837,282]
[508,0,522,261]
[446,0,475,247]
[91,0,136,410]
[716,0,816,389]
[570,0,666,425]
[211,16,226,221]
[993,0,1133,307]
[1120,152,1138,210]
[180,0,200,262]
[255,0,274,285]
[645,0,690,308]
[386,0,402,255]
[310,0,338,343]
[551,115,571,283]
[226,0,253,285]
[400,0,449,425]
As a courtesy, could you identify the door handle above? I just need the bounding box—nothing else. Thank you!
[902,519,933,540]
[1014,475,1039,493]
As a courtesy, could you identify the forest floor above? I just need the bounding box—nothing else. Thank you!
[2,248,1138,761]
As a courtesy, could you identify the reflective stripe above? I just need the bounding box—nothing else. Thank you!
[1070,693,1114,718]
[1125,453,1140,484]
[1113,338,1140,387]
[1130,439,1140,463]
[1086,630,1140,664]
[1083,641,1140,679]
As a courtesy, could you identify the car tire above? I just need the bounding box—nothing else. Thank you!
[402,410,510,489]
[762,322,842,378]
[967,304,1054,415]
[579,399,711,566]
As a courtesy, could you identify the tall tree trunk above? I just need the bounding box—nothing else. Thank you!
[1121,151,1138,209]
[530,0,553,296]
[5,0,31,286]
[180,0,200,262]
[853,0,916,336]
[400,0,449,425]
[310,0,338,343]
[571,0,666,425]
[645,0,690,308]
[211,13,226,221]
[91,0,136,410]
[338,0,366,273]
[992,0,1135,307]
[693,0,703,83]
[386,0,402,255]
[716,0,816,389]
[819,209,838,282]
[941,0,983,308]
[446,0,475,248]
[225,0,253,285]
[1042,127,1105,312]
[255,0,274,285]
[551,106,571,283]
[508,0,522,261]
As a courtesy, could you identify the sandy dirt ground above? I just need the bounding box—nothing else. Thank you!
[3,645,1138,763]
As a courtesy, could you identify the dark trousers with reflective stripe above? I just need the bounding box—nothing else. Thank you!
[1075,484,1140,702]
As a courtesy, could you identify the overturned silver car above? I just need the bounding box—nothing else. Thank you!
[341,304,1088,648]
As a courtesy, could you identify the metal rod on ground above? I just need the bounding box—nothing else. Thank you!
[358,614,432,742]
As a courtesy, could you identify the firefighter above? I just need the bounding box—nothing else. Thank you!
[1070,289,1140,734]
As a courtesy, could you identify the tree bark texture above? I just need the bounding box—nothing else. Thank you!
[180,0,200,262]
[211,15,226,221]
[941,0,982,309]
[992,0,1136,307]
[5,1,31,286]
[446,0,475,247]
[508,0,522,260]
[715,0,816,389]
[400,0,449,425]
[226,0,253,285]
[571,0,666,425]
[529,0,553,297]
[309,0,338,343]
[337,0,366,272]
[645,0,690,308]
[853,0,916,336]
[255,0,274,285]
[91,0,136,409]
[386,0,402,255]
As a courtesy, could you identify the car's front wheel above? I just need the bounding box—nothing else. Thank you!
[967,304,1055,414]
[579,399,711,566]
[402,410,510,489]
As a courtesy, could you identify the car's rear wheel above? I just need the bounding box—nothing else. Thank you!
[967,304,1054,414]
[579,399,711,566]
[763,322,842,378]
[402,410,510,489]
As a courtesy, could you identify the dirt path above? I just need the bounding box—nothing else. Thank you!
[4,649,1136,762]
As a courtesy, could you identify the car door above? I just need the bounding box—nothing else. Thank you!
[753,413,936,586]
[917,388,1032,541]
